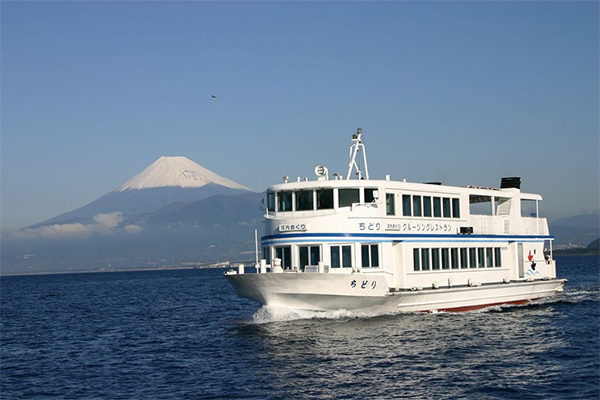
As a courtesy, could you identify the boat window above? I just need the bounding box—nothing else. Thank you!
[316,189,334,209]
[486,248,494,268]
[421,248,430,270]
[339,188,359,208]
[295,190,314,211]
[278,191,293,212]
[443,198,451,218]
[386,193,395,216]
[494,248,502,267]
[330,246,340,268]
[342,246,352,268]
[263,246,271,263]
[402,195,411,216]
[275,246,291,270]
[413,196,422,217]
[431,248,440,270]
[364,188,377,203]
[477,248,485,268]
[451,248,459,269]
[441,248,450,270]
[433,197,442,217]
[460,248,468,269]
[267,192,275,212]
[300,246,320,270]
[452,198,460,218]
[495,197,511,216]
[423,196,432,217]
[413,249,420,271]
[470,195,493,215]
[469,248,477,268]
[361,244,379,268]
[521,199,538,218]
[330,245,352,268]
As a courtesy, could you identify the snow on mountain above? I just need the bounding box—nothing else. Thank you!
[27,156,253,228]
[117,156,250,191]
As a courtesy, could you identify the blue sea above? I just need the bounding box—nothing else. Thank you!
[1,255,598,399]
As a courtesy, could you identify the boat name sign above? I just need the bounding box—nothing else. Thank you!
[279,223,307,232]
[385,222,453,232]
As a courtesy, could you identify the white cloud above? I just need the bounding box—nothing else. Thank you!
[16,212,141,239]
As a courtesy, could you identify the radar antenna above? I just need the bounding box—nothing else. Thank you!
[346,128,369,180]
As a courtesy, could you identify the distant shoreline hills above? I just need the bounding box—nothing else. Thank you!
[554,238,600,256]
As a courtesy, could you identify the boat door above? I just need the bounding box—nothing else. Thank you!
[517,243,524,279]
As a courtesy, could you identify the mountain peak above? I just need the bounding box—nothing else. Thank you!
[117,156,250,191]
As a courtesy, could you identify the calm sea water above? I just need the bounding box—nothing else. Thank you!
[1,255,598,399]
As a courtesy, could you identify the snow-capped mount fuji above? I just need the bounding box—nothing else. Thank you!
[30,156,253,228]
[117,156,250,191]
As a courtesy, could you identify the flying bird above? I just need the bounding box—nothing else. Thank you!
[211,95,217,100]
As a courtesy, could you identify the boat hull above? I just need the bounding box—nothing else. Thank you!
[225,272,567,313]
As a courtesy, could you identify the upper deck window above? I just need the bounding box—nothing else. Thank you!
[295,190,314,211]
[364,188,377,203]
[413,196,422,217]
[423,196,432,217]
[386,193,395,216]
[402,195,411,216]
[521,199,538,218]
[339,188,359,208]
[443,198,451,218]
[316,189,334,210]
[452,198,460,218]
[278,191,293,212]
[267,192,275,212]
[470,195,493,215]
[433,197,442,217]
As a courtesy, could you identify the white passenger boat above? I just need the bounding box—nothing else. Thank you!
[225,129,567,313]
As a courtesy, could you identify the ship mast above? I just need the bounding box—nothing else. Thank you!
[346,128,369,180]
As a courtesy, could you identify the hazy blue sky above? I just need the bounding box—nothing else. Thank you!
[2,1,598,229]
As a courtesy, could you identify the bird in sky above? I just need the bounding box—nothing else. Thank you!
[211,95,217,100]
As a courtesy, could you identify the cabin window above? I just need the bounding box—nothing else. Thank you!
[470,195,493,215]
[486,248,493,268]
[441,248,450,270]
[423,196,432,217]
[495,197,511,216]
[521,199,538,218]
[263,246,271,262]
[275,246,291,269]
[460,248,468,269]
[413,248,420,271]
[433,197,442,217]
[421,249,430,270]
[402,195,412,216]
[386,193,395,216]
[451,248,459,269]
[478,248,485,268]
[361,244,379,268]
[413,196,422,217]
[295,190,314,211]
[278,191,293,212]
[452,198,460,218]
[330,245,352,268]
[339,188,359,208]
[364,188,377,203]
[431,248,440,270]
[299,246,320,270]
[469,248,477,268]
[267,192,275,212]
[316,189,334,209]
[494,247,502,267]
[443,198,451,218]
